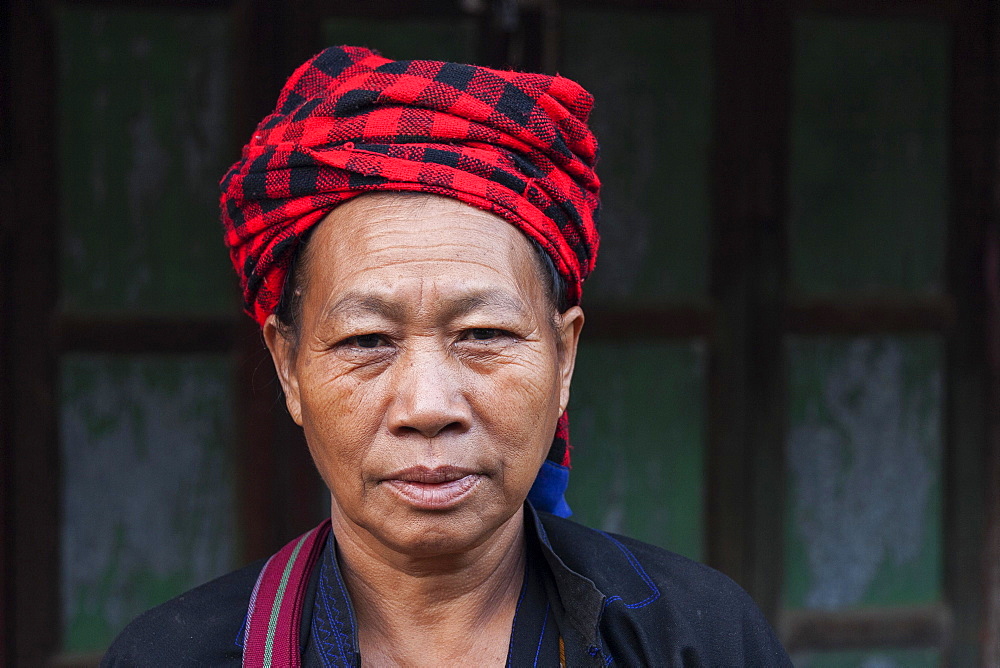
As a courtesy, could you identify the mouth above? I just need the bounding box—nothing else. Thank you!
[381,466,483,509]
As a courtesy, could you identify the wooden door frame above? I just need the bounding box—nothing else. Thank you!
[3,0,61,663]
[3,0,998,664]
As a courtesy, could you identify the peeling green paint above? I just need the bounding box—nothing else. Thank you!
[789,18,949,296]
[57,7,235,315]
[568,341,705,560]
[60,355,237,652]
[784,337,943,609]
[561,10,712,304]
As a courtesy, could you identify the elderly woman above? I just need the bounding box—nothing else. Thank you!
[105,47,791,666]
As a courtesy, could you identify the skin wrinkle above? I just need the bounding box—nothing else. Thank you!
[320,289,532,336]
[276,193,565,347]
[263,193,584,666]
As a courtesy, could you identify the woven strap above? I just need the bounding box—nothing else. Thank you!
[243,520,332,668]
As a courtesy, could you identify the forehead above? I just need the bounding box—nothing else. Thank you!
[303,193,544,299]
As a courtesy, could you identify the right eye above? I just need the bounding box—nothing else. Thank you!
[348,333,385,349]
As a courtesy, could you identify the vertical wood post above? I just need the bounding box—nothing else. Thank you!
[229,0,327,563]
[708,0,792,621]
[983,214,1000,666]
[982,0,1000,620]
[983,6,1000,665]
[946,0,998,664]
[2,0,60,663]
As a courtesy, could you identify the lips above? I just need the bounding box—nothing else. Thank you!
[382,466,482,509]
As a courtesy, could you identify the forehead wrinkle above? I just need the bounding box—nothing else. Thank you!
[323,292,407,323]
[359,256,516,274]
[357,236,512,259]
[320,286,531,327]
[443,289,530,322]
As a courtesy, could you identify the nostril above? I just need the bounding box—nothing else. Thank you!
[389,404,470,439]
[395,419,465,439]
[387,357,471,437]
[437,421,465,435]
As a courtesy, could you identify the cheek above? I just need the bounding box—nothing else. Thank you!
[296,362,388,487]
[472,353,561,469]
[485,352,560,412]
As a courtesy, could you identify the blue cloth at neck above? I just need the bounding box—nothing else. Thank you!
[527,460,572,517]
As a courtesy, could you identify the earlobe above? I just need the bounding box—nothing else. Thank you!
[262,314,304,425]
[556,306,585,413]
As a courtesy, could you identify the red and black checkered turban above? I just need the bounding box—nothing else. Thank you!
[219,46,601,515]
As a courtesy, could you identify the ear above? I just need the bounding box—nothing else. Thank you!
[262,314,303,425]
[555,306,584,416]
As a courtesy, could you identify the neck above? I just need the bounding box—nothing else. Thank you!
[331,506,527,666]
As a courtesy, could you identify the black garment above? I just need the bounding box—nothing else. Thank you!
[299,522,560,667]
[104,506,792,667]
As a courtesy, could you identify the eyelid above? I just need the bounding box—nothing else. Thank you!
[460,327,516,341]
[339,332,390,348]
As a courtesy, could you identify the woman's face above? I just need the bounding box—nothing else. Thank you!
[265,194,583,559]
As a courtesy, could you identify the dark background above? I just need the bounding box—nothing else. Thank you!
[2,0,999,665]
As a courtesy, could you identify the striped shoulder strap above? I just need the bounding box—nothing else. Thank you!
[243,520,332,668]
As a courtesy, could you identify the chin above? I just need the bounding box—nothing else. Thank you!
[363,501,522,558]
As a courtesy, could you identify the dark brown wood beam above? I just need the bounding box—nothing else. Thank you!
[585,297,955,340]
[785,296,955,335]
[793,0,958,20]
[562,0,956,15]
[583,305,714,339]
[781,605,952,652]
[55,315,239,354]
[55,0,232,7]
[561,0,726,12]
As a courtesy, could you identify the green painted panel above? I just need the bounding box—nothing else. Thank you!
[567,341,704,559]
[60,355,237,652]
[792,648,941,668]
[560,10,713,304]
[789,18,949,296]
[323,16,477,63]
[784,337,943,609]
[57,7,236,315]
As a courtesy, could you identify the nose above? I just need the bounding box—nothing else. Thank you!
[386,344,471,439]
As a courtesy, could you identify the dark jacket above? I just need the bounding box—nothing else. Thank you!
[104,506,792,667]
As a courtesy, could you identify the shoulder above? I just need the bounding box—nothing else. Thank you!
[537,511,745,606]
[537,513,792,666]
[101,559,265,667]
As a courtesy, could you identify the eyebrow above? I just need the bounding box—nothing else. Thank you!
[323,293,406,323]
[322,289,530,324]
[444,290,530,321]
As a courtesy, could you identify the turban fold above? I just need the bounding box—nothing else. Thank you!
[220,46,601,516]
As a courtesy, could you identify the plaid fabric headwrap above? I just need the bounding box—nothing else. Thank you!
[220,46,601,517]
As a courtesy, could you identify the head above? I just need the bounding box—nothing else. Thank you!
[263,193,584,557]
[220,45,600,544]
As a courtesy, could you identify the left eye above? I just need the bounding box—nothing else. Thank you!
[465,328,502,341]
